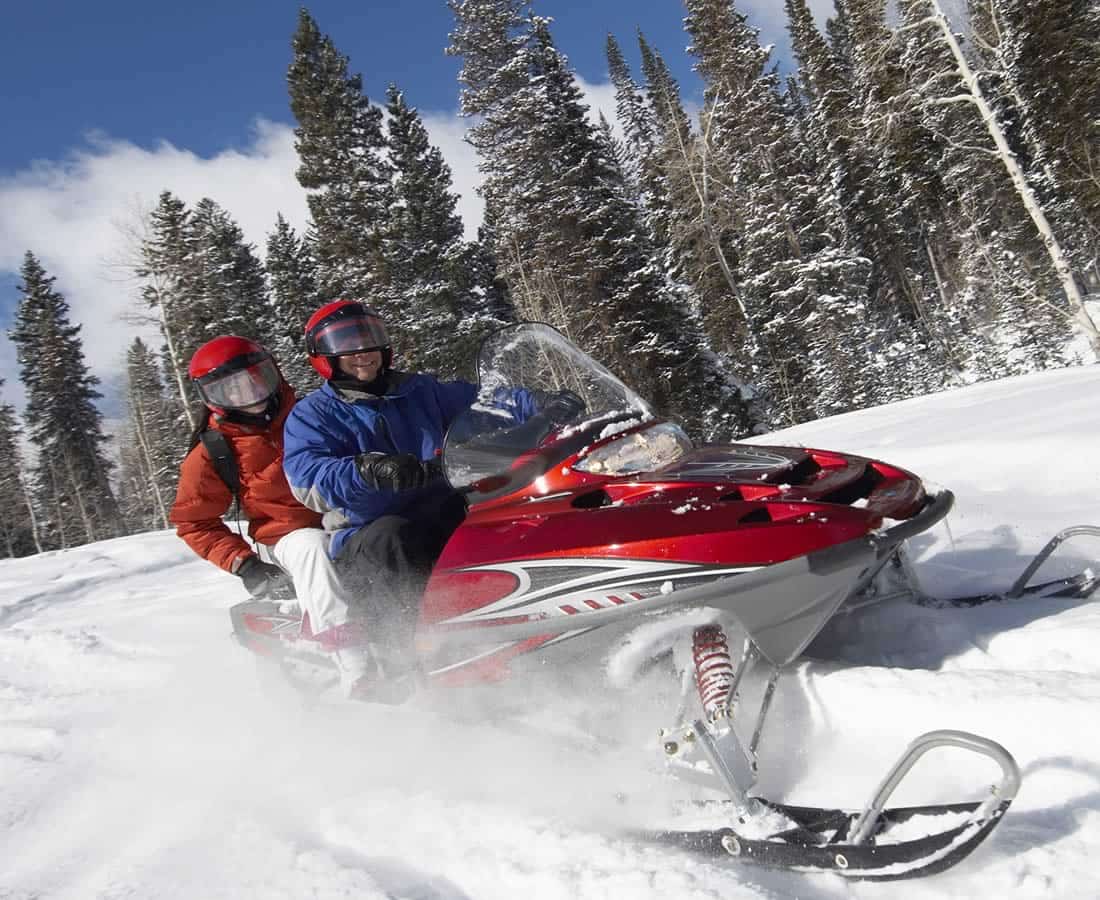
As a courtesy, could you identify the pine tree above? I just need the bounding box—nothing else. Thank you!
[0,388,42,556]
[138,190,200,428]
[383,84,494,378]
[467,211,518,375]
[10,253,124,546]
[605,34,655,204]
[189,198,274,349]
[266,214,322,392]
[136,192,278,427]
[786,0,947,403]
[287,8,393,300]
[636,34,747,371]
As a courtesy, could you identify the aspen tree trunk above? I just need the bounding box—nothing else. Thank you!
[924,2,1100,359]
[666,93,748,321]
[18,470,44,554]
[160,307,197,429]
[130,386,170,529]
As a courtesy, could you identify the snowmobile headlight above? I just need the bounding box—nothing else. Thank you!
[574,422,692,475]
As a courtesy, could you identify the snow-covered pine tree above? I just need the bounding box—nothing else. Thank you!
[684,0,878,425]
[825,0,856,83]
[138,190,200,429]
[448,1,747,437]
[831,0,973,392]
[118,338,179,531]
[628,35,759,432]
[467,212,518,367]
[10,253,124,547]
[0,387,42,556]
[605,34,656,206]
[265,214,322,393]
[288,9,393,301]
[137,192,278,425]
[785,0,946,405]
[383,84,499,379]
[189,198,274,351]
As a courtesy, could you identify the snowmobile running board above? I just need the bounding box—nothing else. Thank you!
[645,729,1020,880]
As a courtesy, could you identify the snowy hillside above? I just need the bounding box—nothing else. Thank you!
[2,364,1099,899]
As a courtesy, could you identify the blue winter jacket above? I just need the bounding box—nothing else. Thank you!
[283,372,479,557]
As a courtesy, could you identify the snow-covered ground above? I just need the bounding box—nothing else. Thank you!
[2,364,1099,899]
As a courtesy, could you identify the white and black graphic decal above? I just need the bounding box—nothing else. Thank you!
[439,557,760,626]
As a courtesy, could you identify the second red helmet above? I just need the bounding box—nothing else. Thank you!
[188,335,282,415]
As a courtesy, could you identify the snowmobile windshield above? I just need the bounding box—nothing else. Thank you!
[198,356,281,410]
[443,323,655,490]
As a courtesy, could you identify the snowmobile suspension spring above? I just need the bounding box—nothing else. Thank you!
[692,625,736,718]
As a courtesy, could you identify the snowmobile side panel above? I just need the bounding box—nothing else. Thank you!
[421,491,953,668]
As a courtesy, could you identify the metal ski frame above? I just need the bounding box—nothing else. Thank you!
[655,609,1023,878]
[903,524,1100,607]
[1003,525,1100,600]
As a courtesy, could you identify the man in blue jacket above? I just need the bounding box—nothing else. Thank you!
[282,299,474,699]
[284,300,586,701]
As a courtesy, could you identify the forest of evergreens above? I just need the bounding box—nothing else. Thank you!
[2,0,1097,555]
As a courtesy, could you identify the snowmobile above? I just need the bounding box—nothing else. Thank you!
[230,323,1099,880]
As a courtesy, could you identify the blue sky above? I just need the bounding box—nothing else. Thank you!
[0,0,807,172]
[0,1,832,413]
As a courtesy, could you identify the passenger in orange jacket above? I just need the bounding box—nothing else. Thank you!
[170,336,363,693]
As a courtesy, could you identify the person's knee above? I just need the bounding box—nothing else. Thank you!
[339,516,409,562]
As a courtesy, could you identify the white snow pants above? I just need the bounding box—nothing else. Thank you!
[259,528,356,634]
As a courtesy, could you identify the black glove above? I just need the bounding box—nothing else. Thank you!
[537,389,586,424]
[237,556,296,602]
[356,452,439,492]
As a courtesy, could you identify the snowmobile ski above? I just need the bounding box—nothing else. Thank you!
[922,525,1100,607]
[645,729,1019,880]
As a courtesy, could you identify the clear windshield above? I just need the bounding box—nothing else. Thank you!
[443,324,655,490]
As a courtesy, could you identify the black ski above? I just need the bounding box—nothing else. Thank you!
[641,796,1012,880]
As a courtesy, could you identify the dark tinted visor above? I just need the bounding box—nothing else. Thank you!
[308,308,389,357]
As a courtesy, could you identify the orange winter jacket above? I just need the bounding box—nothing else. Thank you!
[170,384,323,573]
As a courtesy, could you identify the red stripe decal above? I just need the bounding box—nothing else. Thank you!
[585,599,603,610]
[560,605,580,615]
[607,595,625,605]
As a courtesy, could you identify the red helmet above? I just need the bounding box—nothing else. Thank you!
[188,335,283,416]
[304,299,391,379]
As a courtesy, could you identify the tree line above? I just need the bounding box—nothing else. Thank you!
[2,0,1096,556]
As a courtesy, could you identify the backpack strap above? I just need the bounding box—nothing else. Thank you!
[199,428,241,500]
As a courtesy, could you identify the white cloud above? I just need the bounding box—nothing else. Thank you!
[741,0,838,36]
[0,120,310,409]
